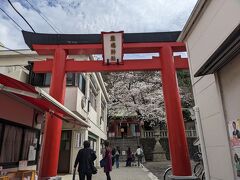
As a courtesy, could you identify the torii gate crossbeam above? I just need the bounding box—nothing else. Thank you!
[33,56,188,73]
[22,31,196,180]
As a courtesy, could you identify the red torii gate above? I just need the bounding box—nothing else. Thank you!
[22,31,195,179]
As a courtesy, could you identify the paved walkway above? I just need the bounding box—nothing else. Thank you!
[61,165,158,180]
[144,161,197,180]
[144,161,171,180]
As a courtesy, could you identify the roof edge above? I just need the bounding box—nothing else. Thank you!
[22,30,181,50]
[194,24,240,77]
[178,0,209,42]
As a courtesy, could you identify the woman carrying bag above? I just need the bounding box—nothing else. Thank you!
[100,140,112,180]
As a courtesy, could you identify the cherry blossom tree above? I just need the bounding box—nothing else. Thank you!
[102,70,194,127]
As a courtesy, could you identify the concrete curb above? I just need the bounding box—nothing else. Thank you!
[141,164,160,180]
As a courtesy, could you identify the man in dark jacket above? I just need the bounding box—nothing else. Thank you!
[74,140,97,180]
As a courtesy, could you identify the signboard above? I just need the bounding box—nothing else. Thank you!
[102,31,124,64]
[75,132,81,148]
[19,160,28,170]
[228,119,240,179]
[28,146,36,161]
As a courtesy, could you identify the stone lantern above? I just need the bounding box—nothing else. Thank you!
[152,127,167,161]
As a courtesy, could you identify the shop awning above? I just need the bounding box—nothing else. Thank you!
[0,73,90,128]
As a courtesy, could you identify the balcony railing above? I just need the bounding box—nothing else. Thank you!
[142,130,197,138]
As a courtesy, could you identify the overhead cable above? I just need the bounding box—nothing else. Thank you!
[25,0,61,33]
[0,44,45,61]
[0,7,23,30]
[7,0,36,33]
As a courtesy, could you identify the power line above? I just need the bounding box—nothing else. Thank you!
[25,0,61,33]
[0,7,23,30]
[0,64,28,71]
[0,44,46,61]
[0,43,48,71]
[0,44,30,56]
[7,0,36,33]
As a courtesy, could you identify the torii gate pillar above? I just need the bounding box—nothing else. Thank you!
[39,48,67,178]
[160,46,197,179]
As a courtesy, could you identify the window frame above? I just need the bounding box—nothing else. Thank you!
[78,74,86,95]
[44,73,51,86]
[89,86,97,110]
[0,118,40,169]
[66,73,75,86]
[100,100,106,125]
[30,73,77,87]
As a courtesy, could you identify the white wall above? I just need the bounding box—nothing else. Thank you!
[0,66,28,82]
[70,129,87,173]
[52,72,107,169]
[0,50,108,174]
[218,54,240,179]
[184,0,240,179]
[218,54,240,122]
[40,73,108,170]
[186,0,240,77]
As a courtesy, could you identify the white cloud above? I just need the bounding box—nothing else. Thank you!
[0,0,197,49]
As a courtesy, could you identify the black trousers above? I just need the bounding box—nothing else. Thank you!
[137,156,142,166]
[79,172,92,180]
[106,172,111,180]
[126,158,132,167]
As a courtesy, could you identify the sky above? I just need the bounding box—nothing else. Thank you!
[0,0,197,49]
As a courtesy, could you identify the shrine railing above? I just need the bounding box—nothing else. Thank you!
[142,129,197,138]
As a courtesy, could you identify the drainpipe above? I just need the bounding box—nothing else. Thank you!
[194,106,210,180]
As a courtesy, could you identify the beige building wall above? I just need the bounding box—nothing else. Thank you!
[218,54,240,123]
[39,74,107,171]
[181,0,240,179]
[0,50,49,81]
[0,50,108,174]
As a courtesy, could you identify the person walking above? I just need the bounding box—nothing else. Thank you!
[74,140,97,180]
[115,146,120,168]
[126,147,132,167]
[112,147,116,166]
[121,127,124,138]
[103,140,112,180]
[135,146,144,167]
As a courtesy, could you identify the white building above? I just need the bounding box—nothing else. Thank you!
[0,48,108,174]
[178,0,240,179]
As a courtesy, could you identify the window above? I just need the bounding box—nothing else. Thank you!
[30,73,44,86]
[66,73,75,86]
[0,121,40,168]
[88,137,97,152]
[89,88,97,110]
[0,125,23,163]
[30,73,51,86]
[90,75,98,91]
[78,74,86,95]
[75,132,85,148]
[30,73,76,87]
[44,73,51,86]
[22,129,36,160]
[101,101,106,125]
